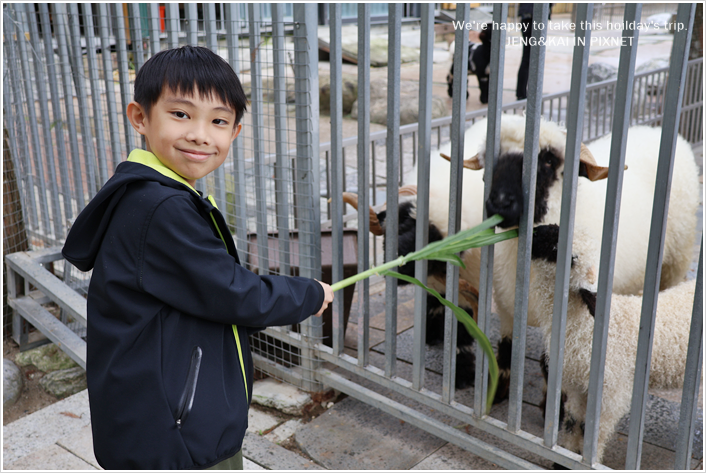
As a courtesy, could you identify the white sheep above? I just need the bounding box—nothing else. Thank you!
[529,223,696,464]
[346,115,699,395]
[474,116,699,399]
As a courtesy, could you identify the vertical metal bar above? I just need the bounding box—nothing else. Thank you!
[39,4,73,225]
[248,5,270,275]
[272,4,291,279]
[98,4,123,171]
[356,4,371,367]
[584,3,641,466]
[225,4,249,259]
[412,2,434,392]
[625,4,695,469]
[384,3,402,379]
[26,3,63,239]
[476,2,507,416]
[129,3,146,72]
[112,3,137,152]
[328,4,345,357]
[508,2,548,433]
[444,3,470,403]
[544,3,593,448]
[185,4,199,45]
[204,3,218,50]
[81,4,109,186]
[67,3,99,198]
[148,3,161,55]
[205,3,226,210]
[15,4,51,235]
[3,12,29,226]
[53,4,85,210]
[293,3,323,392]
[674,239,703,469]
[166,3,180,49]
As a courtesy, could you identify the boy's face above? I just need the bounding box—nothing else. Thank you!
[127,87,242,186]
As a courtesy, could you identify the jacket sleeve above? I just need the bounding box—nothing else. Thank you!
[139,194,325,327]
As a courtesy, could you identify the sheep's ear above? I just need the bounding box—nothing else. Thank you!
[398,185,417,196]
[342,192,385,236]
[439,152,484,170]
[578,143,628,181]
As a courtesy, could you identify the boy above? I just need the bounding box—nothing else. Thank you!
[62,45,334,470]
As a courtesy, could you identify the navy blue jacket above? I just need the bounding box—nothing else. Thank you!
[62,150,324,469]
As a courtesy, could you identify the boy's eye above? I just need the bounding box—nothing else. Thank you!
[213,118,228,125]
[173,111,188,119]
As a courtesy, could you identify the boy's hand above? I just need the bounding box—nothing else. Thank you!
[314,281,334,317]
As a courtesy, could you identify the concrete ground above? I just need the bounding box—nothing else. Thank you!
[3,11,703,471]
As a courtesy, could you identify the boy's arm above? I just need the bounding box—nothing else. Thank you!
[140,195,327,327]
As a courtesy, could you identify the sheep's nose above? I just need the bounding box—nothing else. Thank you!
[487,191,516,212]
[486,190,522,228]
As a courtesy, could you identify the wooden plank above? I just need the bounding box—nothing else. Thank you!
[5,252,87,326]
[9,295,86,369]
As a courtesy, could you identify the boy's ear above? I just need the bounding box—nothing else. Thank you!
[126,101,148,136]
[232,123,243,142]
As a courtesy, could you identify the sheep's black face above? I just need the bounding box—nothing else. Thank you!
[486,148,563,228]
[378,200,445,281]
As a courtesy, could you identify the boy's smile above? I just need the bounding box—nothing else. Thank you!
[127,87,242,186]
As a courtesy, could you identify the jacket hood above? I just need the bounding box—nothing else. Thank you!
[62,150,200,272]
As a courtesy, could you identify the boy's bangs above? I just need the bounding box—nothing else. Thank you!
[162,59,246,123]
[136,46,247,125]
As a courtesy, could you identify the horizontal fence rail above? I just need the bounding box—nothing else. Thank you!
[3,2,703,471]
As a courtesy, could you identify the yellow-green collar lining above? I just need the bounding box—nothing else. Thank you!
[127,149,199,195]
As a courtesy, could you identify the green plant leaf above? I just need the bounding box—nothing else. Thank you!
[380,269,498,413]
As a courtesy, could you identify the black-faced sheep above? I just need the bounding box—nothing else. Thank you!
[446,23,492,103]
[479,116,699,401]
[342,187,480,388]
[529,223,697,464]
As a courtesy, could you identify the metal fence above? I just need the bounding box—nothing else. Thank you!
[3,2,703,470]
[2,2,324,389]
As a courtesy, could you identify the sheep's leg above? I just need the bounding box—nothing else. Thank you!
[495,337,513,403]
[561,390,588,456]
[424,295,478,389]
[539,353,566,424]
[455,322,477,389]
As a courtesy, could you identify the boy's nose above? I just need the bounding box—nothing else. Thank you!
[186,125,210,145]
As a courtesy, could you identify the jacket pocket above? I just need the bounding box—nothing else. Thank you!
[175,346,202,429]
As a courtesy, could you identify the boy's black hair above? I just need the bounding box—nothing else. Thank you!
[134,45,247,125]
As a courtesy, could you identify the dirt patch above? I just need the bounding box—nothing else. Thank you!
[3,338,63,425]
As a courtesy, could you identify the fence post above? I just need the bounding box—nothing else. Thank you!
[584,3,641,466]
[544,3,593,450]
[356,4,371,368]
[293,3,323,392]
[625,4,696,469]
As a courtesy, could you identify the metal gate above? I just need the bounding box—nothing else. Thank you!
[3,2,703,470]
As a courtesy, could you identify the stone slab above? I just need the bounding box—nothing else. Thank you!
[5,443,97,470]
[3,390,91,466]
[411,441,501,470]
[295,396,446,470]
[265,419,303,445]
[247,407,282,436]
[616,394,703,460]
[244,457,266,470]
[242,431,323,470]
[56,425,99,469]
[251,378,313,416]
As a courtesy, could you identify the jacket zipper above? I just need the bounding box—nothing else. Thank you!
[175,346,202,429]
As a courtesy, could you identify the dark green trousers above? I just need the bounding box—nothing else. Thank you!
[207,450,243,470]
